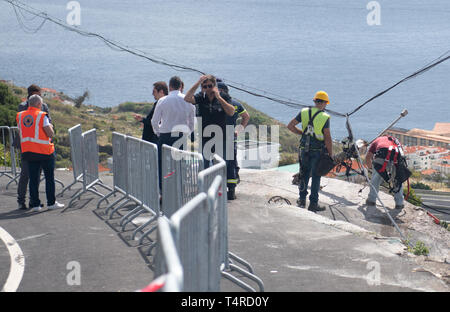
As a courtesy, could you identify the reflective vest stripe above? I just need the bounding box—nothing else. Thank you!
[20,137,52,145]
[34,112,44,141]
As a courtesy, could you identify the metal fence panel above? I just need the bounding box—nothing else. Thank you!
[170,192,209,291]
[0,127,17,181]
[198,155,228,267]
[161,145,179,218]
[162,144,203,218]
[126,136,143,204]
[206,175,223,291]
[82,129,100,189]
[112,132,127,193]
[158,216,183,292]
[69,124,83,180]
[8,127,20,177]
[141,140,159,214]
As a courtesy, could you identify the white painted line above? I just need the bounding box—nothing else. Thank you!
[0,227,25,292]
[16,233,50,243]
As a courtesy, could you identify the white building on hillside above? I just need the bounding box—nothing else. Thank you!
[404,146,449,172]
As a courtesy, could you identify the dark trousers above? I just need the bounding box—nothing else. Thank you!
[28,155,55,208]
[299,150,322,204]
[17,155,42,204]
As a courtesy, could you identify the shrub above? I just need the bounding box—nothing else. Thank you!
[279,153,298,166]
[405,188,422,206]
[411,182,432,190]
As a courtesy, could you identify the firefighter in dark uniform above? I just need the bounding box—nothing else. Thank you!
[287,91,333,212]
[217,81,250,200]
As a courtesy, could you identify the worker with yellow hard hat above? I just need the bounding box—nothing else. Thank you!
[287,91,333,212]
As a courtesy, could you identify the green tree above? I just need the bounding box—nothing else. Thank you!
[0,82,21,126]
[74,90,90,108]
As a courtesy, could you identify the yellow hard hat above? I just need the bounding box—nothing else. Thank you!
[313,91,329,104]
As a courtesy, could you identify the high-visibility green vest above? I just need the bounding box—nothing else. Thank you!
[300,107,330,141]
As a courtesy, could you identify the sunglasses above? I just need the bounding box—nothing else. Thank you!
[314,99,327,104]
[202,84,214,89]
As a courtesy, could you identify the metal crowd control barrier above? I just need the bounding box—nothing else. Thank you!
[161,144,203,219]
[5,127,21,189]
[101,135,160,245]
[170,192,210,291]
[0,126,18,187]
[198,155,264,292]
[68,129,112,207]
[153,177,220,291]
[58,124,84,197]
[141,216,183,292]
[97,132,128,211]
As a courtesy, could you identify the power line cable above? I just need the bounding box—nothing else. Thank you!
[348,54,450,117]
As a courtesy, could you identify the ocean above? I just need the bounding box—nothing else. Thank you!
[1,0,449,141]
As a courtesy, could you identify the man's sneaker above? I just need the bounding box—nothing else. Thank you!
[308,202,326,212]
[18,203,28,210]
[395,204,404,209]
[31,204,44,212]
[48,202,64,210]
[296,199,306,208]
[365,199,376,206]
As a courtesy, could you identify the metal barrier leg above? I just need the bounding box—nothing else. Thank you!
[55,178,65,188]
[146,241,157,256]
[109,199,135,219]
[104,194,128,215]
[229,252,254,274]
[5,174,20,189]
[57,179,81,197]
[120,206,145,229]
[140,223,158,245]
[131,214,158,240]
[68,191,82,207]
[87,188,109,203]
[221,271,256,292]
[69,187,84,201]
[96,180,113,192]
[229,264,265,292]
[97,189,117,209]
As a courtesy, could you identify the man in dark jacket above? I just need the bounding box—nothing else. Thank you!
[134,81,168,144]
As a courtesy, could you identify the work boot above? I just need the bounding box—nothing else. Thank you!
[365,199,376,206]
[227,188,236,200]
[308,202,325,212]
[395,204,404,209]
[296,198,306,208]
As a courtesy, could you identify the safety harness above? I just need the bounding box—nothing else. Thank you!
[301,108,323,153]
[373,136,411,195]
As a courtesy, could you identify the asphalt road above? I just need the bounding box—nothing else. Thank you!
[413,190,450,222]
